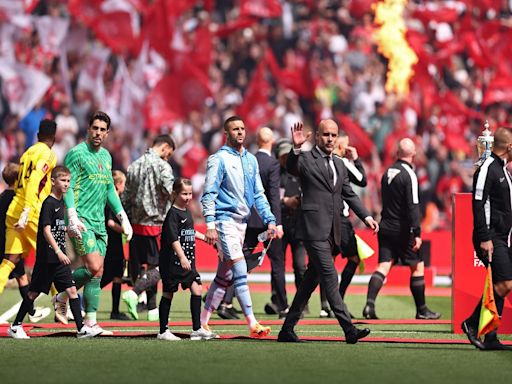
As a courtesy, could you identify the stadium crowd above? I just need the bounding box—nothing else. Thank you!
[1,0,512,231]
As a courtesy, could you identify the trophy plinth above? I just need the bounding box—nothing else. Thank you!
[476,120,494,167]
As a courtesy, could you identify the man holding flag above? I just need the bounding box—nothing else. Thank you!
[462,127,512,351]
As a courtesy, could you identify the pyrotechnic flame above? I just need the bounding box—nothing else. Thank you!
[373,0,418,96]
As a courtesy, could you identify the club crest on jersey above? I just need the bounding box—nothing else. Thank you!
[98,163,103,171]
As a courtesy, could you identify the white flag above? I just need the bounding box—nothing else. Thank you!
[77,46,110,106]
[0,24,16,62]
[120,74,145,136]
[0,58,51,119]
[105,59,127,126]
[34,16,69,55]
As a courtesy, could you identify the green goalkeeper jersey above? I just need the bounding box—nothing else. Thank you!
[64,142,123,233]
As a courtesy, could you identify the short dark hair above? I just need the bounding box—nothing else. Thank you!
[89,111,111,130]
[153,134,176,150]
[2,162,19,186]
[223,115,243,130]
[51,165,71,179]
[37,119,57,141]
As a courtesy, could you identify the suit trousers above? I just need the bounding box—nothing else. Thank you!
[244,227,288,311]
[282,236,354,333]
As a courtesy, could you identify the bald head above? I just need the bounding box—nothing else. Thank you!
[318,119,339,134]
[397,138,416,159]
[257,127,274,149]
[316,119,339,155]
[493,127,512,150]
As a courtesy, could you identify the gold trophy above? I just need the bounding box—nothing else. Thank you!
[475,120,493,167]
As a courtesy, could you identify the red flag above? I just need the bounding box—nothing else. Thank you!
[142,0,194,60]
[462,31,491,69]
[482,76,512,106]
[478,267,501,337]
[349,0,376,19]
[411,5,460,26]
[335,114,375,159]
[265,48,313,99]
[214,17,258,38]
[192,26,213,76]
[240,0,282,18]
[68,0,141,55]
[145,63,212,130]
[236,61,273,132]
[439,91,482,120]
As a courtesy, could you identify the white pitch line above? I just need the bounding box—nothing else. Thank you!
[0,301,22,324]
[0,292,49,324]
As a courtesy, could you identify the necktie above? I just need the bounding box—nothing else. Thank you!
[326,157,334,185]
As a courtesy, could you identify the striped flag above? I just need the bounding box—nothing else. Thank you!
[478,267,501,337]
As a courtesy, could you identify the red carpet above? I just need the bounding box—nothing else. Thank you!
[0,318,451,330]
[1,328,510,346]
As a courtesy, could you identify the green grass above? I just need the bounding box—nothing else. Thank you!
[1,285,511,384]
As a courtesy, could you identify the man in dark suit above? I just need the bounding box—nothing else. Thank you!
[244,127,287,317]
[278,119,379,344]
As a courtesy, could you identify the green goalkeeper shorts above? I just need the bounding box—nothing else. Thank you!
[70,230,107,258]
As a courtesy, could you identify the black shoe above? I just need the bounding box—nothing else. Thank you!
[264,302,279,315]
[345,327,371,344]
[226,306,240,318]
[278,307,289,319]
[277,329,309,343]
[110,312,131,321]
[416,308,441,320]
[362,304,379,320]
[319,308,335,318]
[461,320,485,350]
[481,332,512,351]
[217,304,239,320]
[232,306,243,314]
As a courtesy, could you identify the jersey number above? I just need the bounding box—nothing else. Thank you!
[17,161,35,189]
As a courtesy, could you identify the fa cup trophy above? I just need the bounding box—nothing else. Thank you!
[475,120,493,167]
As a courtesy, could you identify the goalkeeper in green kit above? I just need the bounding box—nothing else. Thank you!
[53,111,133,334]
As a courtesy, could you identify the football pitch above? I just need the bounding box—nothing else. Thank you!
[1,285,511,384]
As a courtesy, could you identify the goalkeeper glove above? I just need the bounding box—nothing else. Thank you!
[116,210,133,241]
[67,208,87,239]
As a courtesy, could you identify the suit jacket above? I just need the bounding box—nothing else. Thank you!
[247,150,282,228]
[286,146,370,245]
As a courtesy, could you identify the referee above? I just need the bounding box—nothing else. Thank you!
[363,138,440,320]
[462,127,512,350]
